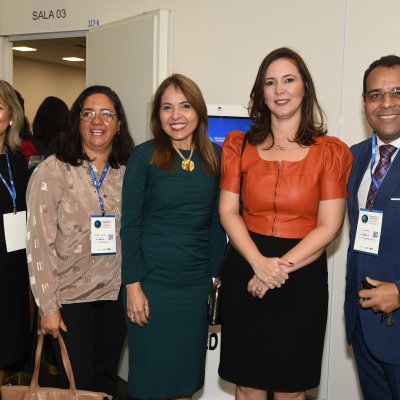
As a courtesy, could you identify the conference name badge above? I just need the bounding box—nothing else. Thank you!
[353,208,383,255]
[3,211,26,252]
[90,215,116,255]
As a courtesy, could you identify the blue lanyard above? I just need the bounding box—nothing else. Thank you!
[88,162,110,216]
[369,132,395,191]
[0,147,17,213]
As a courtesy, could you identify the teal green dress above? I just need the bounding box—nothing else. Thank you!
[121,140,226,399]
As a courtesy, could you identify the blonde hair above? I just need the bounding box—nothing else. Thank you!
[0,80,23,151]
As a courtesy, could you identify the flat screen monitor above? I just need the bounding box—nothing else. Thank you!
[207,104,252,147]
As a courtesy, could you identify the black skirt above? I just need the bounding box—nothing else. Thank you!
[218,232,328,392]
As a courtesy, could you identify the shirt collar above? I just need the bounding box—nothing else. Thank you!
[376,136,400,149]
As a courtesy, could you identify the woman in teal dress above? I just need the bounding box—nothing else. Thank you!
[121,74,226,400]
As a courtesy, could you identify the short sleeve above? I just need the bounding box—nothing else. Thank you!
[220,130,246,194]
[320,136,353,200]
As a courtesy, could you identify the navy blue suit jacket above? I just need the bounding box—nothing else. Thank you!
[345,136,400,366]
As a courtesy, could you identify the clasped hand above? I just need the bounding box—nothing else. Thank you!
[359,277,400,314]
[248,256,292,299]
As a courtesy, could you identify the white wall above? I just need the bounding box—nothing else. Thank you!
[13,57,85,123]
[2,0,400,398]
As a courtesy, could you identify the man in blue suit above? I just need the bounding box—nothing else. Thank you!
[346,55,400,400]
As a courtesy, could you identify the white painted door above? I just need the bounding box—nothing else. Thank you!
[87,9,171,381]
[87,9,171,145]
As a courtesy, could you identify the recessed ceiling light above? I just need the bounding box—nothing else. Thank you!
[12,46,37,52]
[62,57,85,62]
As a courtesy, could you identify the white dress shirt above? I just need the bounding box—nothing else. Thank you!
[357,136,400,208]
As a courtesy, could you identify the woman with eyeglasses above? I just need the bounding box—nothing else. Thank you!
[26,85,134,396]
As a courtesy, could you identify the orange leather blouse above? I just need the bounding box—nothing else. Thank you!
[221,131,353,239]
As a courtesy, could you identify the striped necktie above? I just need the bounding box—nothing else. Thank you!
[366,144,397,209]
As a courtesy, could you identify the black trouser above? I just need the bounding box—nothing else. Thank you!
[51,294,126,396]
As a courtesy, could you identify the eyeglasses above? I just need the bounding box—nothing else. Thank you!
[362,88,400,102]
[80,109,118,122]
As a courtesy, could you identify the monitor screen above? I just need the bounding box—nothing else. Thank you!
[207,104,252,147]
[208,116,252,147]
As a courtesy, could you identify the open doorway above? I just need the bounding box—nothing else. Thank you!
[7,8,171,146]
[12,36,86,125]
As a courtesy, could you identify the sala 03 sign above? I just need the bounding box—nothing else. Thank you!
[32,9,66,20]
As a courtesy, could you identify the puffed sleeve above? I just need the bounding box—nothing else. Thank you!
[220,130,246,194]
[26,156,65,316]
[320,136,353,200]
[121,142,153,284]
[208,144,227,277]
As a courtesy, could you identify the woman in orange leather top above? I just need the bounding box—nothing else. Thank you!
[218,47,353,400]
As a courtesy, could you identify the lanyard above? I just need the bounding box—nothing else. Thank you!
[0,147,17,213]
[88,162,110,216]
[369,132,395,191]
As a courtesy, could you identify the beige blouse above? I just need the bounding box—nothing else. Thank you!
[26,155,125,316]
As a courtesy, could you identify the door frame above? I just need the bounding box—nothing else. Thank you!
[0,30,87,83]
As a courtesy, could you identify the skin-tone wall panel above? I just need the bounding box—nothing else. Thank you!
[341,0,400,147]
[13,57,85,123]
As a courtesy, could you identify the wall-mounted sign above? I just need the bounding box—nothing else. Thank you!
[1,0,142,35]
[32,8,67,21]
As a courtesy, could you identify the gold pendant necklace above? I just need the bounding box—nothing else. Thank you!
[174,146,195,172]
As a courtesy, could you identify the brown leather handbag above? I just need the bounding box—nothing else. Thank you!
[1,334,112,400]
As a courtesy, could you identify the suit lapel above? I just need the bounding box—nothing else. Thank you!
[350,142,371,218]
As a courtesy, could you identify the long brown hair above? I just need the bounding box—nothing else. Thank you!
[150,74,219,175]
[248,47,327,146]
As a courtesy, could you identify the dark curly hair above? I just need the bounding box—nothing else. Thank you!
[247,47,327,147]
[55,85,134,168]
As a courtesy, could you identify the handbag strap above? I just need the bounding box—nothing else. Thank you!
[238,133,247,214]
[216,133,248,278]
[31,333,77,392]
